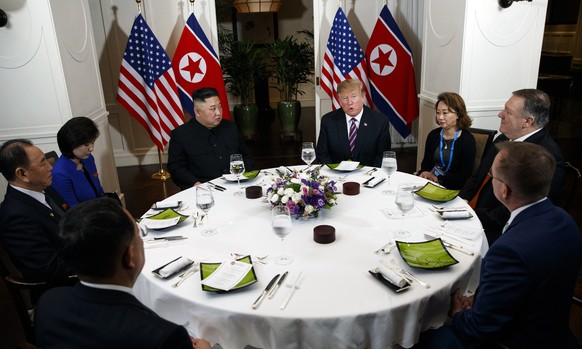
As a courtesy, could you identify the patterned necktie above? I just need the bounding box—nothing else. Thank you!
[348,118,358,157]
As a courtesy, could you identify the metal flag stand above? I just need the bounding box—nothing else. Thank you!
[152,149,171,181]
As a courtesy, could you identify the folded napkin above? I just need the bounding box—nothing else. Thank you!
[364,176,385,188]
[378,264,407,288]
[158,257,192,278]
[441,211,472,219]
[153,201,180,209]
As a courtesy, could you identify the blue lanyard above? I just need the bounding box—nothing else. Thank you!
[439,129,459,172]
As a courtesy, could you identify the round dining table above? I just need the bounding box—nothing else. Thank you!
[133,166,488,349]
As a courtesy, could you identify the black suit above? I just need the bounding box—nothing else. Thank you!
[316,106,391,167]
[0,185,73,281]
[168,119,253,190]
[459,128,565,244]
[35,283,193,349]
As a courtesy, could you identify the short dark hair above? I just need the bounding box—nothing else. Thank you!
[0,139,34,181]
[57,117,100,158]
[495,142,555,201]
[512,89,550,127]
[58,198,134,278]
[435,92,473,129]
[192,87,219,105]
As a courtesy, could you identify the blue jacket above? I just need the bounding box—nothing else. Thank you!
[452,199,582,348]
[52,154,104,207]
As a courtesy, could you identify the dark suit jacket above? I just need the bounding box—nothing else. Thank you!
[52,154,104,207]
[168,119,254,190]
[452,199,582,349]
[35,283,193,349]
[459,128,565,244]
[0,185,73,281]
[316,106,391,167]
[419,128,476,190]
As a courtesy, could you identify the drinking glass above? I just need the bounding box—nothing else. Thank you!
[230,154,245,196]
[394,185,414,238]
[301,142,316,169]
[381,151,398,195]
[196,186,217,236]
[271,206,293,265]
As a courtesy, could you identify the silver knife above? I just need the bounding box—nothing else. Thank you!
[153,236,187,241]
[424,233,474,256]
[267,271,288,299]
[252,274,280,309]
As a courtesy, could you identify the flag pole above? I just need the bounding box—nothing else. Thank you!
[189,0,195,13]
[151,149,171,181]
[136,0,141,12]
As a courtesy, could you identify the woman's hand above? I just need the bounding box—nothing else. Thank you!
[419,171,439,183]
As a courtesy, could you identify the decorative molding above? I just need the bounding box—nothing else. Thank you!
[0,0,42,68]
[54,0,90,62]
[427,0,460,47]
[475,0,536,47]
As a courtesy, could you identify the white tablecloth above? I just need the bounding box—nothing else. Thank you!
[134,168,487,349]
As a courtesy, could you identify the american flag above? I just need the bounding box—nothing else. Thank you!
[117,14,184,151]
[320,8,373,110]
[366,6,418,138]
[172,13,231,120]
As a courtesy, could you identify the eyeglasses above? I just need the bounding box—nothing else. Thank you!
[488,170,506,185]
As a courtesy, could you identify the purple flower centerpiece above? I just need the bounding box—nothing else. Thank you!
[266,168,338,218]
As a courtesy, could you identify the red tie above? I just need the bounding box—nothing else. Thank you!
[469,173,491,209]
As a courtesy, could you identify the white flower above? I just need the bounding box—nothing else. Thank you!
[270,193,280,203]
[328,198,335,205]
[284,188,295,196]
[277,187,285,196]
[291,193,302,203]
[318,184,324,191]
[290,178,301,184]
[305,205,314,214]
[281,195,289,204]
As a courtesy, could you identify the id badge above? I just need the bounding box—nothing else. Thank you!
[431,165,446,177]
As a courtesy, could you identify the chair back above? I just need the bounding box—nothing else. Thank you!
[44,151,58,166]
[468,128,497,175]
[556,162,581,212]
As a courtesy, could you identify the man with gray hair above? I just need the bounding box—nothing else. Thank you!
[460,89,565,244]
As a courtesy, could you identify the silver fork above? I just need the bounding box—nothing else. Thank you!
[172,262,199,288]
[374,241,395,254]
[390,259,431,288]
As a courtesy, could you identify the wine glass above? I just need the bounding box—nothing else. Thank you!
[394,185,414,238]
[196,186,217,236]
[271,206,293,265]
[301,142,316,170]
[230,154,245,196]
[381,151,398,195]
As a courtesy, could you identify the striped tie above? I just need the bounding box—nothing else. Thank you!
[349,118,358,157]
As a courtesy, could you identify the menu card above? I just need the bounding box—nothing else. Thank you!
[335,161,360,171]
[200,260,253,291]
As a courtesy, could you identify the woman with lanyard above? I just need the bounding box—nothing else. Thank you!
[418,92,476,189]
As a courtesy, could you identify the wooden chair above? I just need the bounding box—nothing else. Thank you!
[555,162,581,212]
[468,128,497,175]
[0,247,75,345]
[44,151,58,166]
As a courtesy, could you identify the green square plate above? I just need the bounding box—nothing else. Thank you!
[396,239,459,269]
[199,255,258,293]
[414,182,460,202]
[222,170,260,182]
[138,208,188,229]
[325,163,365,172]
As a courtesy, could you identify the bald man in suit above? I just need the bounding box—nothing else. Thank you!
[316,79,391,167]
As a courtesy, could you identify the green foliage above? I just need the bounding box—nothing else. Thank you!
[219,27,269,106]
[268,32,314,101]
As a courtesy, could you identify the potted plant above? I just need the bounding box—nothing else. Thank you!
[219,29,268,140]
[268,31,314,138]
